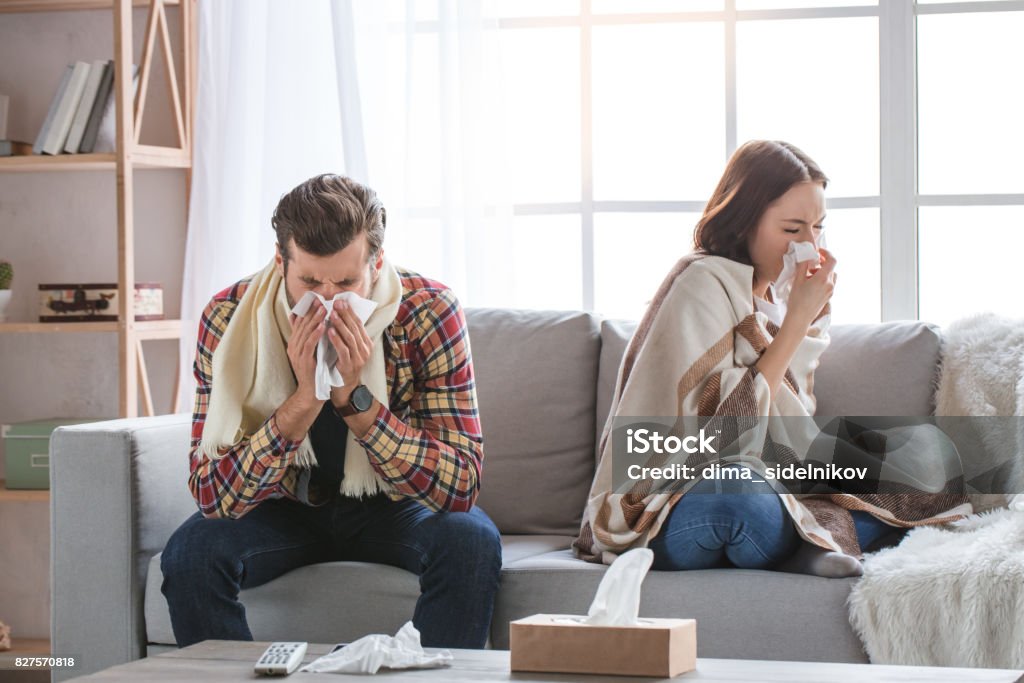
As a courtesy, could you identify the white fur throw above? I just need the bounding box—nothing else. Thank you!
[848,313,1024,667]
[935,312,1024,511]
[848,507,1024,668]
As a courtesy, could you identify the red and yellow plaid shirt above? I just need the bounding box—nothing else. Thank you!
[188,268,483,519]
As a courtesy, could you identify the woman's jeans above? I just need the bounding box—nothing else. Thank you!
[160,493,502,649]
[648,466,902,571]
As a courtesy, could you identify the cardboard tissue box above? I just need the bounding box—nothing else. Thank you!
[510,614,696,678]
[509,549,697,678]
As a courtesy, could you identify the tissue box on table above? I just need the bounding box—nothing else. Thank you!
[509,613,696,678]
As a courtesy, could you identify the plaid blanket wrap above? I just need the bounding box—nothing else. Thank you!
[574,253,971,565]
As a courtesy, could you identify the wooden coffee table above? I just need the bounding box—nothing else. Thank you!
[65,640,1024,682]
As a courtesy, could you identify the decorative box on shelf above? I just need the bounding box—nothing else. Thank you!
[38,282,163,322]
[2,418,109,490]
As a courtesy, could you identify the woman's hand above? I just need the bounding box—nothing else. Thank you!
[785,247,837,329]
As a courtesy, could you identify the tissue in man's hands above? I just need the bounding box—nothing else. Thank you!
[510,549,696,677]
[299,621,452,674]
[290,291,377,401]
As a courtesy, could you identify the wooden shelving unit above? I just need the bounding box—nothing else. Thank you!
[0,0,178,12]
[1,0,195,659]
[0,147,189,171]
[0,485,49,657]
[0,0,197,417]
[3,637,50,654]
[0,319,183,337]
[0,480,48,502]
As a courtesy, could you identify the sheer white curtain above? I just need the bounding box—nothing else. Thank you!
[176,0,511,411]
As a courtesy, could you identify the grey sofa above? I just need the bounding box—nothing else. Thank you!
[49,308,944,680]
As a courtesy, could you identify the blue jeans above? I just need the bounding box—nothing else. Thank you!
[160,494,502,649]
[648,466,903,570]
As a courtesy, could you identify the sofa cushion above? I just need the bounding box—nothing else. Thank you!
[596,320,942,427]
[145,535,574,646]
[466,309,601,535]
[491,551,868,663]
[815,322,941,417]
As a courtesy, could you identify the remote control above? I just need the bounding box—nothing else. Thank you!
[254,641,307,676]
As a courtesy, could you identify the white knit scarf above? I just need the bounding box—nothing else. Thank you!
[199,256,402,498]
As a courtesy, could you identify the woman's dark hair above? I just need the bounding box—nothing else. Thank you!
[693,140,827,265]
[272,174,385,269]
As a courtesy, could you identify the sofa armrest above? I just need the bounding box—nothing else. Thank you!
[50,413,194,681]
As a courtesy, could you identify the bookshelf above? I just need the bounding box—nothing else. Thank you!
[0,0,197,417]
[0,481,48,659]
[0,480,48,502]
[0,0,197,662]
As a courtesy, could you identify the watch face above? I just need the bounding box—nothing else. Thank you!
[352,385,374,412]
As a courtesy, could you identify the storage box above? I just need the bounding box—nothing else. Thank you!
[509,614,697,678]
[2,418,108,489]
[38,282,163,322]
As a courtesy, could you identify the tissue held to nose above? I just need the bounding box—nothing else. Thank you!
[774,240,821,303]
[289,290,378,401]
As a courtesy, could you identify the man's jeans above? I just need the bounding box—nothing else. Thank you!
[160,493,502,649]
[648,466,902,570]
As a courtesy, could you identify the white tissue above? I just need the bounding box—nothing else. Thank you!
[299,621,453,674]
[773,240,821,303]
[290,290,378,401]
[582,548,654,626]
[1009,494,1024,511]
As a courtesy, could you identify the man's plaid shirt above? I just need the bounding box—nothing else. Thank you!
[188,268,483,519]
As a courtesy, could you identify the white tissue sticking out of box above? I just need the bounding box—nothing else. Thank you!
[773,240,821,303]
[1009,494,1024,511]
[299,621,453,674]
[290,290,378,401]
[580,547,654,626]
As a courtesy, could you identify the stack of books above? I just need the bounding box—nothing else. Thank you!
[32,60,116,156]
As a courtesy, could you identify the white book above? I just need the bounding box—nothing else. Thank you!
[42,61,90,155]
[64,60,106,154]
[33,65,72,155]
[0,93,9,140]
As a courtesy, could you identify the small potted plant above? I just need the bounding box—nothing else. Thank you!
[0,261,11,322]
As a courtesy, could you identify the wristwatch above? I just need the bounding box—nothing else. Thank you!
[336,384,374,417]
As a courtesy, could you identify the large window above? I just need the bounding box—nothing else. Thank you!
[390,0,1024,325]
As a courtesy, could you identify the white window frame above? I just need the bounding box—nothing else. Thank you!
[424,0,1024,319]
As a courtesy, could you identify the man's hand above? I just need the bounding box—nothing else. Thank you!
[287,300,327,402]
[277,301,327,442]
[327,299,373,407]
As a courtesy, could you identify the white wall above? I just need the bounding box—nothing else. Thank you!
[0,7,187,640]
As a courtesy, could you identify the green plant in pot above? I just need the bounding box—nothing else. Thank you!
[0,261,12,323]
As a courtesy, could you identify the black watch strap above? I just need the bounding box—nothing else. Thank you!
[336,384,373,417]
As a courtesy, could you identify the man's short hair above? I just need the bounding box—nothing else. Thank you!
[272,174,385,265]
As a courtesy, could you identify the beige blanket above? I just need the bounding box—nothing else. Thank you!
[574,253,970,565]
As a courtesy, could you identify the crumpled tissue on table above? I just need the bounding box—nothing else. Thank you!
[290,290,377,401]
[299,621,453,674]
